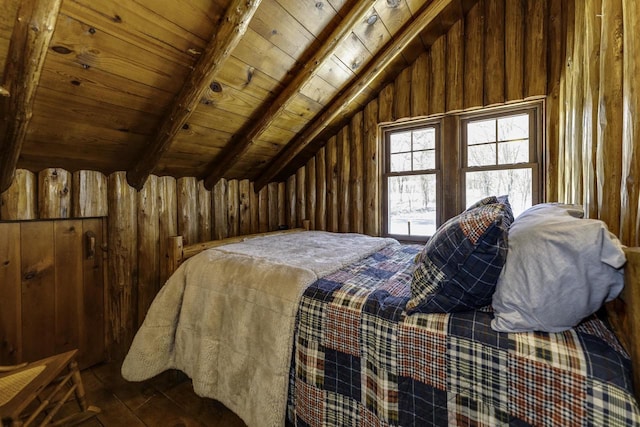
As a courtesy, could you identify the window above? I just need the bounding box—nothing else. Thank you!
[461,105,541,217]
[382,121,440,242]
[381,102,542,241]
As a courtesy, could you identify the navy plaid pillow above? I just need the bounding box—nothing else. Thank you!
[407,197,513,313]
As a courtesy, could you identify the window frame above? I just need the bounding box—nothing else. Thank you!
[381,119,442,243]
[459,102,543,213]
[378,101,544,242]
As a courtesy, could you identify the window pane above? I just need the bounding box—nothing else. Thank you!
[498,140,529,164]
[468,144,496,167]
[388,174,437,237]
[498,114,529,141]
[390,152,411,172]
[467,119,496,145]
[390,132,411,153]
[465,168,532,217]
[413,149,435,170]
[413,128,436,150]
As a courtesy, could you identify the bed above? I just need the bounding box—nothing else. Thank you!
[122,201,640,426]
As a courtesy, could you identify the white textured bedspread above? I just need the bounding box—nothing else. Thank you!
[121,231,397,427]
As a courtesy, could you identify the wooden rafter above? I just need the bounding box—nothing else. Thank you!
[0,0,62,193]
[126,0,262,191]
[202,0,378,190]
[254,0,462,191]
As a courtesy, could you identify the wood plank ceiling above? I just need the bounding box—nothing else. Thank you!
[0,0,472,192]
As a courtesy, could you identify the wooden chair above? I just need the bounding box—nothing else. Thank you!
[0,350,100,427]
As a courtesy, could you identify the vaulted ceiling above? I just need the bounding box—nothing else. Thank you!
[0,0,474,192]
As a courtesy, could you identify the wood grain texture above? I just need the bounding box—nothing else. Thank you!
[363,99,379,236]
[197,180,212,242]
[296,166,306,226]
[464,0,484,109]
[126,0,262,190]
[137,175,159,328]
[239,179,252,235]
[350,111,364,234]
[213,178,228,240]
[326,136,339,232]
[0,223,22,364]
[201,0,381,188]
[394,67,412,120]
[337,127,350,232]
[483,0,505,106]
[53,220,83,354]
[315,147,327,231]
[72,171,108,218]
[596,0,625,235]
[429,35,446,115]
[38,168,71,219]
[258,184,268,232]
[177,177,198,246]
[20,221,55,362]
[524,0,548,98]
[545,0,563,202]
[267,182,279,231]
[621,0,640,246]
[411,52,430,117]
[158,176,177,287]
[0,0,62,192]
[227,179,240,237]
[378,83,395,123]
[278,181,286,228]
[254,0,461,189]
[0,169,36,220]
[505,0,525,102]
[285,175,296,230]
[107,172,137,359]
[306,158,317,230]
[445,19,464,113]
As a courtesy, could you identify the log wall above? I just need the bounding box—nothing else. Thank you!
[284,0,553,236]
[556,0,640,246]
[0,168,287,358]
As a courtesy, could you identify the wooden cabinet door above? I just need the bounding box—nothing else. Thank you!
[0,218,106,368]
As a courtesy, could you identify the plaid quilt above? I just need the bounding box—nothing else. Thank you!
[287,244,640,426]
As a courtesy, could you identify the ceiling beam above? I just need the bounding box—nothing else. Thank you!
[254,0,462,191]
[202,0,379,190]
[0,0,62,193]
[126,0,262,191]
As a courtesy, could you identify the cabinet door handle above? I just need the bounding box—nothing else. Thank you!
[86,231,96,259]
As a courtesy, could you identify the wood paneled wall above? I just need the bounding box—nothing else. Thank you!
[285,0,552,236]
[555,0,639,246]
[0,168,286,358]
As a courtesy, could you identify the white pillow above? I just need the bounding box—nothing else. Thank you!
[491,203,626,333]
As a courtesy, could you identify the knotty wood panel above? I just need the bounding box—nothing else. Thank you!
[72,170,108,218]
[596,0,623,236]
[524,0,548,99]
[258,185,268,233]
[227,179,240,237]
[213,178,228,240]
[0,223,21,364]
[315,147,327,231]
[21,221,55,362]
[446,19,464,113]
[350,112,364,234]
[239,179,252,235]
[505,0,525,102]
[107,172,137,359]
[326,136,339,232]
[158,176,177,287]
[177,177,198,246]
[337,127,350,232]
[429,35,446,115]
[464,0,484,109]
[267,182,279,231]
[278,182,286,229]
[305,159,316,230]
[394,67,412,120]
[0,169,36,220]
[137,176,159,328]
[296,167,306,227]
[38,168,71,219]
[364,99,379,236]
[54,220,83,354]
[286,175,296,230]
[81,218,106,368]
[197,180,212,242]
[411,52,429,117]
[483,0,505,106]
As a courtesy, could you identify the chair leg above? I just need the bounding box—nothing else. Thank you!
[68,361,87,412]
